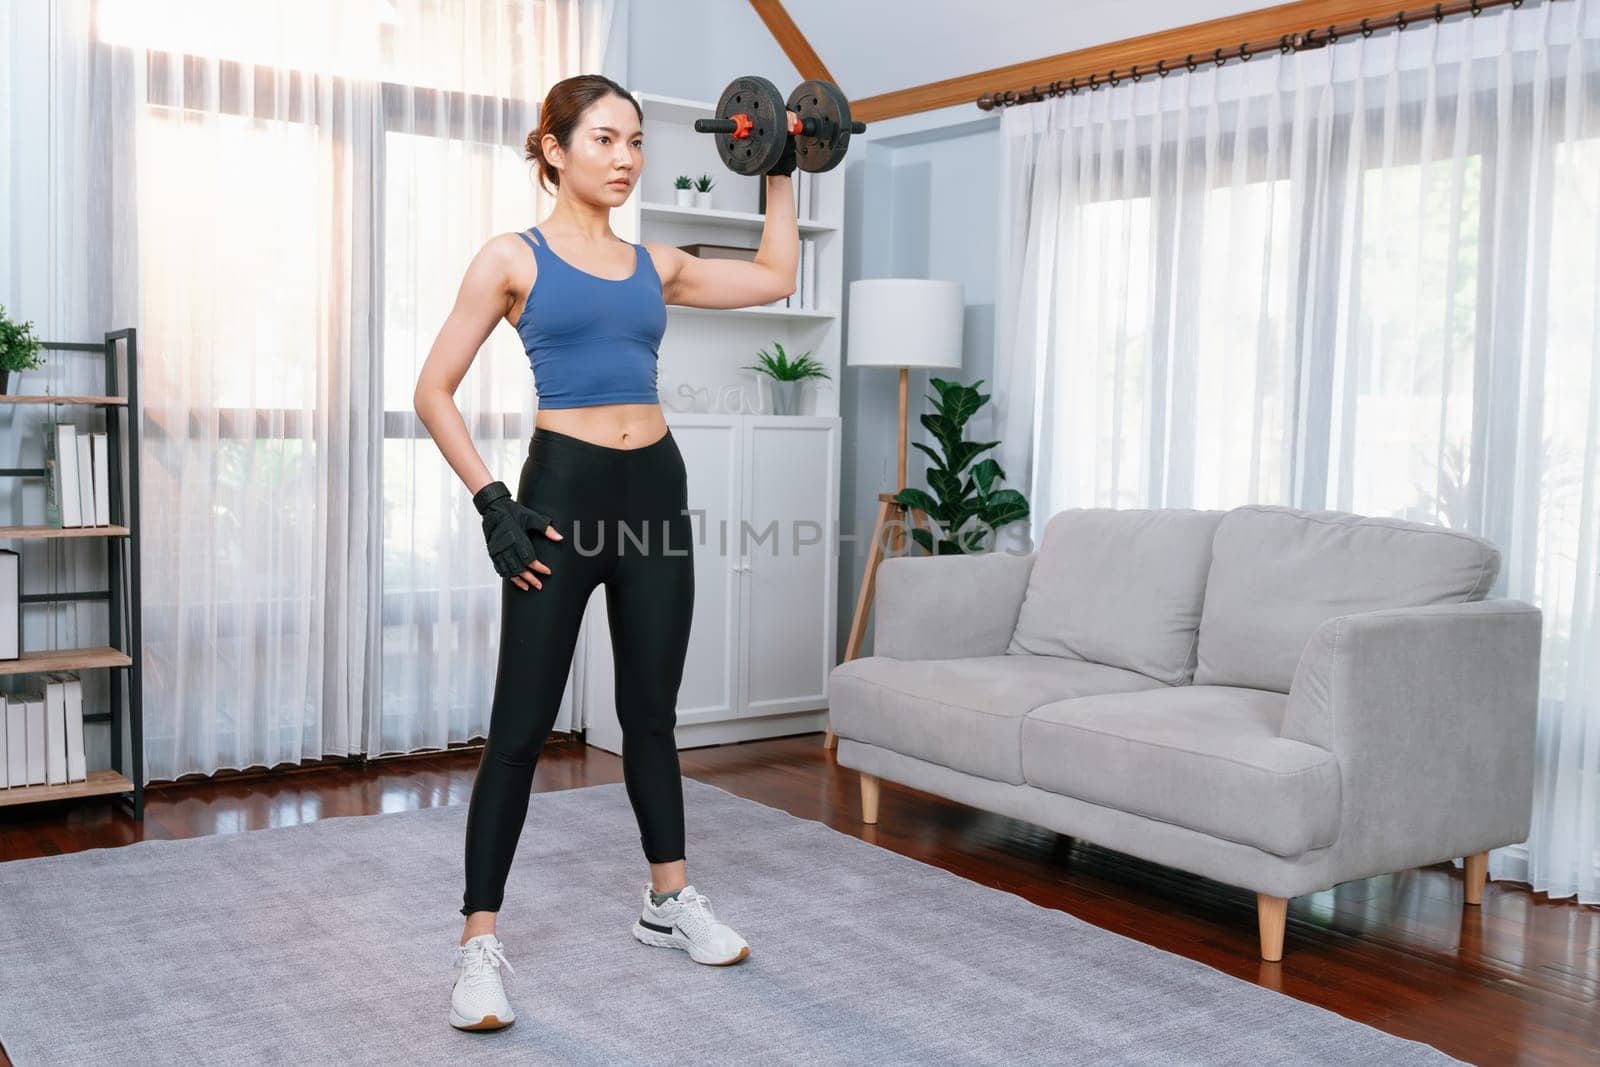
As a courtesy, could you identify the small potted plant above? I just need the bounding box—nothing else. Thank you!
[693,173,716,210]
[742,341,829,415]
[674,174,694,207]
[0,304,45,395]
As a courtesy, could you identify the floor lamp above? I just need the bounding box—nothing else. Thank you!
[826,278,964,750]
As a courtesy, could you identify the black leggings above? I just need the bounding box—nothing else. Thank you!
[461,425,695,916]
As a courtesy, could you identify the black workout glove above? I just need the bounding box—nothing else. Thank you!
[766,132,798,177]
[473,480,556,580]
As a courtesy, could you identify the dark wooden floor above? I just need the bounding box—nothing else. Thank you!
[2,731,1596,1065]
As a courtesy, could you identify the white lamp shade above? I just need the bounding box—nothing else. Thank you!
[846,278,964,370]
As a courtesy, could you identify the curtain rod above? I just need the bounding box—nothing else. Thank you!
[976,0,1534,110]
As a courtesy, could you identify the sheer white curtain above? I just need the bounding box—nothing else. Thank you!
[18,0,621,783]
[995,0,1599,904]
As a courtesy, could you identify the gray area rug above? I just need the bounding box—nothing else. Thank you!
[0,776,1455,1065]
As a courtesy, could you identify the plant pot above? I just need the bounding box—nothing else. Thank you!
[694,190,713,209]
[769,379,804,415]
[674,188,695,207]
[0,370,9,395]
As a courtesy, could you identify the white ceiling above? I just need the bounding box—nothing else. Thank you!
[783,0,1271,101]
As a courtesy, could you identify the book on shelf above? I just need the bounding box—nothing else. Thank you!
[803,240,815,309]
[791,169,817,221]
[0,548,16,659]
[680,242,757,263]
[0,673,87,787]
[93,432,110,523]
[2,692,23,786]
[49,671,87,783]
[44,674,68,784]
[41,421,109,528]
[21,688,44,786]
[76,432,93,526]
[43,422,77,527]
[759,169,817,222]
[775,237,818,311]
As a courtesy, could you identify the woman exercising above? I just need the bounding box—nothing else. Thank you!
[413,74,800,1031]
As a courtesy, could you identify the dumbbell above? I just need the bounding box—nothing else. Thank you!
[693,76,867,176]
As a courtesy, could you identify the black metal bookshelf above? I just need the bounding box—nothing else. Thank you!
[0,328,145,819]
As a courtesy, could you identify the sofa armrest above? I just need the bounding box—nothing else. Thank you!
[1281,598,1543,862]
[872,550,1036,660]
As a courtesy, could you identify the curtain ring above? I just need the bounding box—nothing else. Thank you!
[1434,2,1445,22]
[1156,58,1169,77]
[1326,24,1338,44]
[1397,11,1408,29]
[1108,70,1120,87]
[1131,64,1143,82]
[1068,76,1078,94]
[1470,0,1483,13]
[1213,46,1225,67]
[1087,72,1099,91]
[1279,33,1293,54]
[1361,17,1373,37]
[1185,52,1197,73]
[1238,42,1251,62]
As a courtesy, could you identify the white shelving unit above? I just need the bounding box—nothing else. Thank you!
[574,89,845,752]
[615,89,845,419]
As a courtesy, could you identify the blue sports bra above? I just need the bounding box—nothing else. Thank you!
[513,225,667,409]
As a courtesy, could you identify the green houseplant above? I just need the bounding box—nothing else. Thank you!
[0,305,45,395]
[893,377,1029,555]
[742,341,829,415]
[693,172,716,208]
[674,173,694,207]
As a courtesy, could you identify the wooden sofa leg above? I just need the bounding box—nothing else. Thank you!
[823,727,837,750]
[1257,894,1288,962]
[1464,851,1488,905]
[860,773,879,824]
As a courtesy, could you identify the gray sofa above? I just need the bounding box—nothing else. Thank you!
[827,504,1543,960]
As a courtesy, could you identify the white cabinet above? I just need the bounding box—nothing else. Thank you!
[582,413,839,753]
[616,90,845,422]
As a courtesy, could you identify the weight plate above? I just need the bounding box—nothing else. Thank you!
[710,75,789,177]
[787,79,852,173]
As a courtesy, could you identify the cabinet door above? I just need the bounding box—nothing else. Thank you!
[674,418,743,725]
[738,418,838,717]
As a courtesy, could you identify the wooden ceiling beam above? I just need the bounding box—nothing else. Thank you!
[747,0,837,85]
[841,0,1491,124]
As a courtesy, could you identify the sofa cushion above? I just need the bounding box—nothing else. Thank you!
[1194,505,1502,692]
[828,654,1166,785]
[1020,686,1341,857]
[1005,508,1226,685]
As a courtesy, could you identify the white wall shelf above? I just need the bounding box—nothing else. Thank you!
[620,88,845,421]
[640,200,840,235]
[668,304,836,322]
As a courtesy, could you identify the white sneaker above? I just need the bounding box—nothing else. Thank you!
[448,933,517,1031]
[631,883,751,965]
